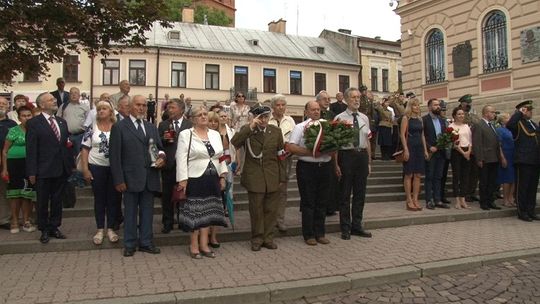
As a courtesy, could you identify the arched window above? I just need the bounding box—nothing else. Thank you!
[482,10,508,73]
[425,29,445,84]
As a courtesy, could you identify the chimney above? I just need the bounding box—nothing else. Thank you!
[268,18,286,34]
[182,7,194,23]
[338,29,352,35]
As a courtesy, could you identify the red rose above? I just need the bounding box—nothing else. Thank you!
[446,127,454,133]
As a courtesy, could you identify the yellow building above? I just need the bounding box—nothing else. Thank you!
[395,0,540,113]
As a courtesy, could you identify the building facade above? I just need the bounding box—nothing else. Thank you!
[396,0,540,114]
[193,0,236,26]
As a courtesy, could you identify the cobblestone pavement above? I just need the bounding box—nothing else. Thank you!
[0,218,539,303]
[281,257,540,304]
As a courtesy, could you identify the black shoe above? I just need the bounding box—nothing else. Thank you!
[39,231,50,244]
[426,200,436,210]
[341,232,351,240]
[489,203,501,210]
[441,198,451,204]
[161,226,172,234]
[50,229,66,239]
[138,245,161,254]
[0,223,10,230]
[480,205,490,211]
[351,230,372,238]
[209,242,221,249]
[123,248,136,257]
[518,215,533,222]
[435,202,450,209]
[529,214,540,221]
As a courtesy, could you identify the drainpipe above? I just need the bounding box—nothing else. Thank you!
[90,55,94,109]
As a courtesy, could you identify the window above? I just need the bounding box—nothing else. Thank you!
[234,66,248,94]
[129,60,146,86]
[371,68,378,92]
[205,64,219,90]
[482,10,508,73]
[102,59,120,85]
[171,62,186,88]
[339,75,350,93]
[382,69,389,92]
[316,47,325,54]
[314,73,326,94]
[290,71,302,95]
[63,55,79,82]
[425,29,445,84]
[398,71,403,92]
[263,68,276,93]
[168,31,180,40]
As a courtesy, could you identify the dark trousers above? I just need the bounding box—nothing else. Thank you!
[147,112,155,124]
[89,164,119,229]
[450,149,471,197]
[161,169,176,229]
[425,152,445,202]
[338,150,369,233]
[479,162,498,208]
[515,164,540,217]
[36,177,67,232]
[467,155,480,198]
[123,189,155,249]
[296,160,331,240]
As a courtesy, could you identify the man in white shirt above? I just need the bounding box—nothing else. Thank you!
[268,94,296,233]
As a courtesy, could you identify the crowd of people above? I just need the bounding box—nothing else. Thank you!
[0,76,538,259]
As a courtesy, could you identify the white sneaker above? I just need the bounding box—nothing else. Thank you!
[22,222,36,232]
[10,226,19,234]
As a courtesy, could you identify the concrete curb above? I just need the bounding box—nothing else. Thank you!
[66,247,540,304]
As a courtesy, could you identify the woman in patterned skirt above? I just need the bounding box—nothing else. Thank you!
[176,106,228,259]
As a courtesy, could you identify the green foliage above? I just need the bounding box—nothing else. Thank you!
[164,0,192,21]
[194,5,232,26]
[0,0,170,85]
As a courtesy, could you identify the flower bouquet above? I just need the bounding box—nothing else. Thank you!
[436,127,459,150]
[304,119,358,157]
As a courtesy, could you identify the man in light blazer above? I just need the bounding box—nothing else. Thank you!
[157,99,192,233]
[110,95,165,257]
[26,92,75,243]
[473,105,504,211]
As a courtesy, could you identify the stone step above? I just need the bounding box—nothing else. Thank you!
[1,201,533,255]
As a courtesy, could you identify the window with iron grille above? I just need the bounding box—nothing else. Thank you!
[205,64,219,90]
[263,68,276,93]
[63,55,79,82]
[234,66,248,94]
[171,62,186,88]
[315,73,326,94]
[129,60,146,86]
[339,75,349,93]
[371,68,378,92]
[103,59,120,85]
[290,71,302,95]
[483,10,508,73]
[382,69,389,92]
[425,29,445,84]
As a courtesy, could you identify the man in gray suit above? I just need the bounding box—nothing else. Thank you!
[110,95,166,257]
[473,105,505,211]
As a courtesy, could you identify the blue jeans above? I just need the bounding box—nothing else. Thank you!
[425,152,445,202]
[89,164,119,229]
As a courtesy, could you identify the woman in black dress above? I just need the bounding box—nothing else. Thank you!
[400,98,429,211]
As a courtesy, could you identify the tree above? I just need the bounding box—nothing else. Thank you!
[194,5,232,26]
[164,0,192,21]
[0,0,169,85]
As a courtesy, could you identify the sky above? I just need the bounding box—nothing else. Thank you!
[235,0,402,41]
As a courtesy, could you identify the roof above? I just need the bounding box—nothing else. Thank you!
[146,22,359,66]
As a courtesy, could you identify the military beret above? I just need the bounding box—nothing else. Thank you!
[516,100,533,110]
[406,92,416,98]
[439,99,447,111]
[359,85,368,91]
[458,94,472,104]
[250,104,271,117]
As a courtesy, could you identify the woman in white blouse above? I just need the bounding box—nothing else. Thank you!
[449,107,473,209]
[176,106,228,259]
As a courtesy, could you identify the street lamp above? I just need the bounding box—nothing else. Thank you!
[389,0,400,8]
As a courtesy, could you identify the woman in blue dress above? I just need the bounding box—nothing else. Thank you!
[400,98,429,211]
[496,113,515,207]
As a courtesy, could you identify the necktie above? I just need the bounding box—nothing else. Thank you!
[174,120,180,133]
[352,112,360,148]
[49,117,60,141]
[136,119,145,137]
[488,122,497,134]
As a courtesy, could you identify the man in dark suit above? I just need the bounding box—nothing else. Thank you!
[473,105,504,211]
[157,99,192,233]
[506,100,540,221]
[51,78,69,108]
[423,99,450,210]
[26,92,74,243]
[110,95,166,257]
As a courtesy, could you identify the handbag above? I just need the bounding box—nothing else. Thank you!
[393,117,409,163]
[171,131,192,207]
